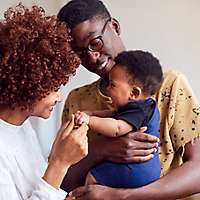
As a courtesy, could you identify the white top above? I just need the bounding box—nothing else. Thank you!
[0,118,67,199]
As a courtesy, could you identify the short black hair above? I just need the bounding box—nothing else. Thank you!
[114,50,163,96]
[57,0,111,29]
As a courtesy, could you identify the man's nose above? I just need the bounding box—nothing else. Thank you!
[87,51,101,63]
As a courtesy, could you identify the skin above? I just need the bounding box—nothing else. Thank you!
[65,17,200,199]
[107,64,146,108]
[31,89,63,119]
[0,90,88,190]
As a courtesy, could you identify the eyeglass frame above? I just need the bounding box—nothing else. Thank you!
[74,17,111,56]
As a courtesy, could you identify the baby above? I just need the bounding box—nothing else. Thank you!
[75,50,163,188]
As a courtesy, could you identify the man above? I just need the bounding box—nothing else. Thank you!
[58,0,200,199]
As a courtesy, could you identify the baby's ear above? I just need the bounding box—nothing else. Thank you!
[130,86,142,100]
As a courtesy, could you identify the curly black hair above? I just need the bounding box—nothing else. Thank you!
[57,0,111,29]
[0,3,81,110]
[114,50,163,96]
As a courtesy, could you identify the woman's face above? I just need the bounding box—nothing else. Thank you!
[31,89,62,119]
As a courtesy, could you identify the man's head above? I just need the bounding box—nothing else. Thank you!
[58,0,126,80]
[58,0,111,30]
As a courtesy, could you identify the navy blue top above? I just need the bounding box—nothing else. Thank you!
[91,98,161,188]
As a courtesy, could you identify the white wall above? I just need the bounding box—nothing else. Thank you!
[1,1,199,157]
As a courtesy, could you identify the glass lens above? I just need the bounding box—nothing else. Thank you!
[88,37,103,51]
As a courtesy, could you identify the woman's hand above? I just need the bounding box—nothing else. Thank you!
[44,115,88,189]
[49,114,88,168]
[89,127,159,163]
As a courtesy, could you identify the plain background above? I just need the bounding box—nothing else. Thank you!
[0,0,199,157]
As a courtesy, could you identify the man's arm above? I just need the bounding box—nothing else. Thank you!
[61,130,159,192]
[70,137,200,200]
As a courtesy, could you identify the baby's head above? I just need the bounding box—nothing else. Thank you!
[107,50,163,109]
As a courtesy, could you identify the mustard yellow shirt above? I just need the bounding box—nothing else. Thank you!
[62,70,200,199]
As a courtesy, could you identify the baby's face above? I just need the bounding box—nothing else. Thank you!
[106,65,133,109]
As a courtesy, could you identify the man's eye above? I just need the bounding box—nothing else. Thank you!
[89,38,102,50]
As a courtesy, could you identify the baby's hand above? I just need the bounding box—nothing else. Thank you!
[75,111,90,126]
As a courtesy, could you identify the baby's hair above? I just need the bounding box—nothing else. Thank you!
[0,3,81,110]
[114,50,163,96]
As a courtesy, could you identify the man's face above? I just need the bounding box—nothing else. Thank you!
[71,18,126,80]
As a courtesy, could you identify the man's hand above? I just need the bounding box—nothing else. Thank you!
[89,127,159,163]
[69,184,121,200]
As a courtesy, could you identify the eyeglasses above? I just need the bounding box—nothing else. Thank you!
[75,18,111,57]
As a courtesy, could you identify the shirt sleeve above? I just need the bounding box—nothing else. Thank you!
[113,102,147,131]
[30,178,67,200]
[0,167,21,199]
[165,73,200,151]
[0,155,67,200]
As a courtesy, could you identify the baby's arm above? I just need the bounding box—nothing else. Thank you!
[75,111,133,137]
[84,109,115,118]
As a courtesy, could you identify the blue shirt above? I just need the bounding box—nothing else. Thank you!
[91,98,161,188]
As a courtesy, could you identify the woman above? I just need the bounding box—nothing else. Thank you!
[0,3,87,199]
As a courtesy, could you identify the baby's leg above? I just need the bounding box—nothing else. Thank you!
[85,171,98,185]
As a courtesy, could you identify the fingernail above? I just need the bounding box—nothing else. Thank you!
[156,142,159,147]
[154,148,157,153]
[151,154,154,158]
[69,191,72,196]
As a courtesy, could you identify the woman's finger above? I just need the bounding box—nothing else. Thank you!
[61,114,75,139]
[75,122,88,136]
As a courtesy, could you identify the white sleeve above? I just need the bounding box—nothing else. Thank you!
[0,167,22,200]
[30,178,67,200]
[0,156,67,200]
[0,167,67,200]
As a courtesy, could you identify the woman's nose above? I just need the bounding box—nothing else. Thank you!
[56,89,63,103]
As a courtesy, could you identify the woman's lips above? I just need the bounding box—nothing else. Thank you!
[49,107,53,112]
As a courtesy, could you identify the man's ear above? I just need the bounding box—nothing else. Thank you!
[111,18,121,35]
[129,86,142,100]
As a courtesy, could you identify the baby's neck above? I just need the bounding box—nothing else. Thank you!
[99,78,109,96]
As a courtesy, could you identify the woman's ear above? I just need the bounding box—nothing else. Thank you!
[111,18,121,35]
[129,86,142,101]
